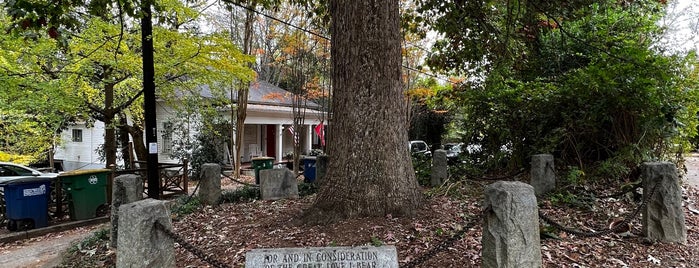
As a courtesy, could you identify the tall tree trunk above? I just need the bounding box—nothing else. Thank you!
[304,0,423,223]
[117,116,132,169]
[104,84,116,168]
[119,123,148,165]
[233,5,255,178]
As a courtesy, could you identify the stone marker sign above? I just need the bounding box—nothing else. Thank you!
[246,246,398,268]
[260,168,299,200]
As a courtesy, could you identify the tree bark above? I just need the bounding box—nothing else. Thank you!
[303,0,423,223]
[233,6,255,178]
[119,123,148,164]
[104,83,116,168]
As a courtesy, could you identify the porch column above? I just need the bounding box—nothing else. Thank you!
[276,124,283,162]
[305,125,312,154]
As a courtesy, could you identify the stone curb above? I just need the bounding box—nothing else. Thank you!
[0,216,109,244]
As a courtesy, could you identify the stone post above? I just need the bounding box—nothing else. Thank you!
[110,174,144,248]
[199,163,221,206]
[316,155,328,184]
[530,154,555,196]
[482,181,541,268]
[260,168,299,200]
[117,199,174,268]
[641,162,687,244]
[431,149,448,186]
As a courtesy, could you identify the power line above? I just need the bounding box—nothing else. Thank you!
[223,0,452,84]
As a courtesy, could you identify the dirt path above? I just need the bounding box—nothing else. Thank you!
[0,225,100,268]
[685,153,699,188]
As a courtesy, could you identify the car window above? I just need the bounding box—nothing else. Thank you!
[0,165,33,176]
[0,166,19,176]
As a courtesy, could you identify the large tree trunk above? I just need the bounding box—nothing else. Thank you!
[304,0,423,223]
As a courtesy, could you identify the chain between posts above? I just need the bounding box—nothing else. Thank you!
[539,180,660,238]
[154,221,232,268]
[220,171,259,187]
[401,214,481,268]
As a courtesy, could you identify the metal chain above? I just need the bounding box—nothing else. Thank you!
[451,166,525,181]
[401,214,480,268]
[547,162,642,200]
[539,180,660,238]
[154,221,232,268]
[220,171,259,187]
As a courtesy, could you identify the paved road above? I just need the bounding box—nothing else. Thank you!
[685,153,699,188]
[0,230,91,268]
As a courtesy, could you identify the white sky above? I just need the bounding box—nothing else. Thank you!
[660,0,699,53]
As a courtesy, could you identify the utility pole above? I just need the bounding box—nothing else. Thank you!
[142,0,160,198]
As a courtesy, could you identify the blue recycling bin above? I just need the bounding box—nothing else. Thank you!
[303,157,317,183]
[1,177,52,231]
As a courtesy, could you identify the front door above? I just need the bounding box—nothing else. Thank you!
[265,125,276,158]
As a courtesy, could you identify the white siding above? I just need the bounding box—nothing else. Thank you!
[54,122,106,171]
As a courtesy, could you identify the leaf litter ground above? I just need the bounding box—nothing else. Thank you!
[2,172,699,268]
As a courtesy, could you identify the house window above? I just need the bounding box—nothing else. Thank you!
[162,122,173,155]
[72,129,83,142]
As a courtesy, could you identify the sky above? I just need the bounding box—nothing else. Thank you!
[660,0,699,53]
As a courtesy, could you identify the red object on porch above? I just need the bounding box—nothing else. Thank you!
[315,122,325,146]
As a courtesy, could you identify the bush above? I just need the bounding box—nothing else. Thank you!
[220,186,261,203]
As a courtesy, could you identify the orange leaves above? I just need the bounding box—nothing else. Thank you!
[405,87,434,102]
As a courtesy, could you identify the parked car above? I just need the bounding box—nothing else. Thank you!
[443,142,464,165]
[0,162,59,184]
[409,140,431,157]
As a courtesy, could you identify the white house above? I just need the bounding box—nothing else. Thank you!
[54,80,327,171]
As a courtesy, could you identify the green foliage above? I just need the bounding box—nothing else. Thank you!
[171,195,202,217]
[548,191,594,210]
[297,182,318,196]
[190,132,227,180]
[59,228,111,268]
[369,236,383,247]
[67,228,110,254]
[219,182,317,204]
[1,1,254,166]
[220,186,261,203]
[430,0,699,180]
[563,166,585,185]
[411,152,431,186]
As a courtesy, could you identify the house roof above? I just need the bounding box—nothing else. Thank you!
[195,80,321,109]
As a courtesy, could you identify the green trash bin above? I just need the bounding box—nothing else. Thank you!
[251,157,275,184]
[58,169,110,220]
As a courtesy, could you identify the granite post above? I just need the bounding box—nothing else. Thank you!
[482,181,541,268]
[641,162,687,244]
[530,154,555,196]
[116,199,174,268]
[199,163,221,206]
[431,149,448,186]
[260,168,299,200]
[110,174,143,248]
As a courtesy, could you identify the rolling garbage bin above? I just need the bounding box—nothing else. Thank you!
[251,157,275,184]
[303,156,317,183]
[1,177,52,231]
[59,169,110,220]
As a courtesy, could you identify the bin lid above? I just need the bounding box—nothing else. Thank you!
[251,157,275,161]
[0,176,52,186]
[58,168,112,177]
